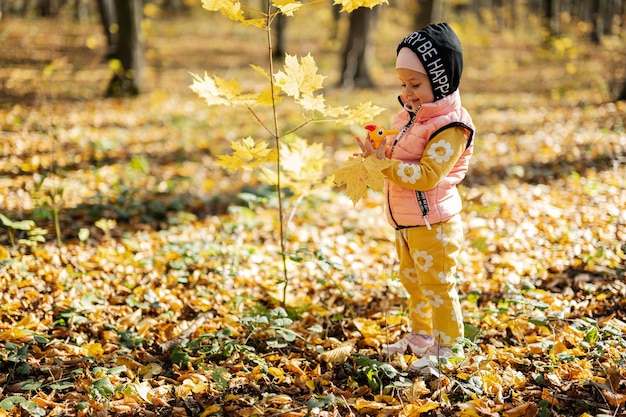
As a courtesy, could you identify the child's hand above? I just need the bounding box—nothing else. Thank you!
[356,136,387,159]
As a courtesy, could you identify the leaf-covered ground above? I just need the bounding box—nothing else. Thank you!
[1,5,626,417]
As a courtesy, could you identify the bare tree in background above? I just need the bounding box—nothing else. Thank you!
[412,0,434,29]
[97,0,117,58]
[105,0,143,97]
[39,0,65,16]
[272,9,286,58]
[619,80,626,101]
[338,6,374,88]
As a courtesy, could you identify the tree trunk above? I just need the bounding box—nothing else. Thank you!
[106,0,143,97]
[591,0,602,43]
[162,0,189,13]
[338,7,374,89]
[413,0,434,30]
[97,0,117,58]
[545,0,560,37]
[272,12,287,58]
[330,1,341,40]
[618,76,626,101]
[74,0,91,22]
[39,0,66,16]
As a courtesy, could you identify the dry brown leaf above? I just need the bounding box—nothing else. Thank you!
[602,390,626,407]
[503,403,538,417]
[400,399,440,417]
[404,379,430,402]
[319,340,356,365]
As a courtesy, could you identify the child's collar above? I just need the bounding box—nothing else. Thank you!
[399,91,460,119]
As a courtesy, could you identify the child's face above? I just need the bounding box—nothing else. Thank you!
[397,68,434,111]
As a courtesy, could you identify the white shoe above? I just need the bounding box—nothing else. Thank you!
[409,356,441,376]
[428,341,464,359]
[382,333,433,356]
[409,342,464,374]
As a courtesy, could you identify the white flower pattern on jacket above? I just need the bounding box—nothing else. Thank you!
[396,162,421,184]
[427,139,454,163]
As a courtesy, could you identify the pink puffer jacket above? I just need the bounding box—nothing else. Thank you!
[384,90,474,229]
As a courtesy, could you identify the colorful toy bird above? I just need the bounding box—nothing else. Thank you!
[365,124,399,149]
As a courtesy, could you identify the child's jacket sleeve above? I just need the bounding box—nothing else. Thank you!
[382,126,468,191]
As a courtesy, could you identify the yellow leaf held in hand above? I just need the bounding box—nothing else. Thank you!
[333,155,392,205]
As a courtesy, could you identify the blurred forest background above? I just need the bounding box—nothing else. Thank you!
[0,1,625,416]
[1,0,625,223]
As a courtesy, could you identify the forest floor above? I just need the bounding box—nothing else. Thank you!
[0,4,626,417]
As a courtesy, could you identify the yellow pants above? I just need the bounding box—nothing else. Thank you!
[395,214,464,346]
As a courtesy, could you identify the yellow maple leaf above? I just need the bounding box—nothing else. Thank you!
[255,87,282,107]
[333,155,392,205]
[298,93,326,113]
[352,317,381,338]
[241,18,267,28]
[199,406,222,417]
[80,343,104,357]
[280,136,326,189]
[353,398,386,412]
[128,381,152,403]
[16,313,40,329]
[189,73,240,107]
[272,0,302,16]
[0,328,32,341]
[333,101,386,125]
[201,0,244,21]
[216,137,277,172]
[138,362,163,378]
[274,53,325,103]
[405,399,441,416]
[502,402,538,417]
[250,64,270,81]
[268,366,286,383]
[191,71,280,108]
[333,0,388,13]
[320,101,386,124]
[244,136,326,194]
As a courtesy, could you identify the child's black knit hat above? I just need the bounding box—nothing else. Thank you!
[396,23,464,101]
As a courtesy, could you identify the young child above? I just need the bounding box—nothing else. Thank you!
[356,23,475,365]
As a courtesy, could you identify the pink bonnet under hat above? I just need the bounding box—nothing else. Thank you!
[395,47,426,74]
